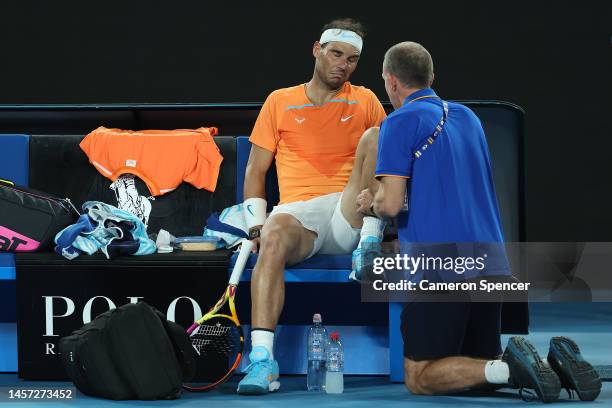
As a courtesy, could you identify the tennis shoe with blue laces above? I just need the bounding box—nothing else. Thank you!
[237,346,280,395]
[350,236,382,282]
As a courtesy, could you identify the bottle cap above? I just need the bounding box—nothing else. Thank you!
[313,313,322,323]
[330,332,340,341]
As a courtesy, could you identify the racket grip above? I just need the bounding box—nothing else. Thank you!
[228,240,255,285]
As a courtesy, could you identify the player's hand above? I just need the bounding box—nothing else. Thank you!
[356,188,375,215]
[250,237,261,253]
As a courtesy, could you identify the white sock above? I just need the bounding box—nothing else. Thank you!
[360,216,384,242]
[484,360,510,384]
[251,329,274,360]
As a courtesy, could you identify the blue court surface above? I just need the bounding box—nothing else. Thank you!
[1,303,610,407]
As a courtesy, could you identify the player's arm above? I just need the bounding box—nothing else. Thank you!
[243,145,273,245]
[372,176,407,218]
[244,144,274,201]
[243,91,279,244]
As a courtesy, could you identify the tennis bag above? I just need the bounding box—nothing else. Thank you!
[0,179,78,252]
[59,302,196,400]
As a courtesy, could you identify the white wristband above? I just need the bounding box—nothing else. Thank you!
[243,197,267,230]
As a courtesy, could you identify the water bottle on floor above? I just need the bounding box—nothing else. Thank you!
[306,313,328,391]
[325,332,344,394]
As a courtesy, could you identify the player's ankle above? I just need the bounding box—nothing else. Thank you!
[361,216,384,240]
[251,328,275,360]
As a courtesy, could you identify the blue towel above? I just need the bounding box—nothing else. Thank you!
[54,201,156,260]
[203,203,249,248]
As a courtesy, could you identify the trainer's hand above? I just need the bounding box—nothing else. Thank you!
[356,188,375,215]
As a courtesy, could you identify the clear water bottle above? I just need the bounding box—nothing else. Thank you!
[306,313,328,391]
[325,332,344,394]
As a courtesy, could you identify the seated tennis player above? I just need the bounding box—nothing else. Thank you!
[237,18,386,394]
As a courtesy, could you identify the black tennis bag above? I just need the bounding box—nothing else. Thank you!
[0,180,78,252]
[59,302,196,400]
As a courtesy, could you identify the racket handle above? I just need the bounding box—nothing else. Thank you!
[228,240,254,286]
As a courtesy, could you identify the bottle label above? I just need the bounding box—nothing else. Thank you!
[327,351,344,372]
[308,333,325,359]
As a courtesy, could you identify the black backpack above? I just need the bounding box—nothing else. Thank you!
[59,302,196,400]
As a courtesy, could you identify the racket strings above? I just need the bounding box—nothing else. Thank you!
[190,322,241,358]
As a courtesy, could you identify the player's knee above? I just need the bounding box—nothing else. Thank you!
[358,127,379,151]
[259,226,290,258]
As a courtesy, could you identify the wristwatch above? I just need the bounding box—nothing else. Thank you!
[248,227,261,240]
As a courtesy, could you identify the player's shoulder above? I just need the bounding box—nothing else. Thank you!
[267,84,304,100]
[346,83,380,101]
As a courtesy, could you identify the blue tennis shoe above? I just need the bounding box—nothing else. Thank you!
[237,346,280,395]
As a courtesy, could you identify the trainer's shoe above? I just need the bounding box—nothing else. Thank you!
[502,336,561,403]
[547,336,602,401]
[350,236,382,282]
[237,346,280,395]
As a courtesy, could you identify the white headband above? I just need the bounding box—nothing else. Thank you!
[319,29,363,53]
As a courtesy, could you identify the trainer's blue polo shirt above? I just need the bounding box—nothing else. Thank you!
[376,88,509,276]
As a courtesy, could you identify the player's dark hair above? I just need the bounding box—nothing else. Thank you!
[320,18,366,47]
[383,42,434,88]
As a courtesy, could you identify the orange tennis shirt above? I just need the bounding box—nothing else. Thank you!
[80,126,223,196]
[250,82,386,204]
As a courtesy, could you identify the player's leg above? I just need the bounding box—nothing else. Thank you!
[238,212,316,395]
[340,126,380,228]
[251,213,317,331]
[337,127,387,278]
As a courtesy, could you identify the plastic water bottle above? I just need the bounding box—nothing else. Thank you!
[325,332,344,394]
[306,313,328,391]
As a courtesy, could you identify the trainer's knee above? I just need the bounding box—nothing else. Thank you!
[404,359,434,395]
[404,375,434,396]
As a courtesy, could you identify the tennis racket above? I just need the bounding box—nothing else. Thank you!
[183,239,254,392]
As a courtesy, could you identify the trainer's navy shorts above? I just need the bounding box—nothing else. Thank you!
[401,301,503,361]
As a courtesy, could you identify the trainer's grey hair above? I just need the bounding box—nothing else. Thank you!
[383,42,434,88]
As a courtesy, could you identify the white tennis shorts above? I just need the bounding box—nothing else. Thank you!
[268,192,360,258]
